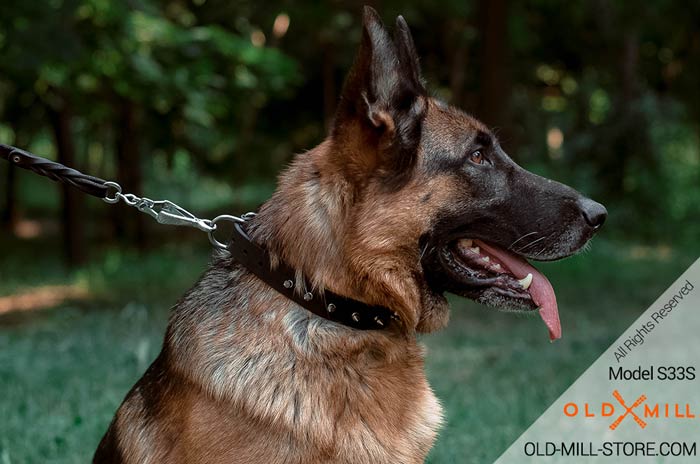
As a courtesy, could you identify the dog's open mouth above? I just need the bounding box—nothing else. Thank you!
[439,238,561,341]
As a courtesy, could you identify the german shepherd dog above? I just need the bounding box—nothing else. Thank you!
[95,7,606,463]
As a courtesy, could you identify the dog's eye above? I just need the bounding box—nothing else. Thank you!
[468,150,484,165]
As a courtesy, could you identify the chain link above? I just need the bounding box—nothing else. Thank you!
[102,181,255,247]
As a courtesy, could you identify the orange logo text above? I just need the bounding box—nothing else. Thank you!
[563,391,696,430]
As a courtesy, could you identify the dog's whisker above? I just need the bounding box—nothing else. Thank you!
[515,234,548,253]
[508,231,538,250]
[533,232,557,258]
[419,243,433,262]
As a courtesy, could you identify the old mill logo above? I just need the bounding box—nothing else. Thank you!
[563,390,696,430]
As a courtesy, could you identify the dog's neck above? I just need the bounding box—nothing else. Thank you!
[247,138,430,330]
[249,139,352,293]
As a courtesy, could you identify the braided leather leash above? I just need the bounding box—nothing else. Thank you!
[1,143,109,198]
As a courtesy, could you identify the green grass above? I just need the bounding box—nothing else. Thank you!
[0,237,696,463]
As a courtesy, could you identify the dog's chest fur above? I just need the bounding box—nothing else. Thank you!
[111,264,443,464]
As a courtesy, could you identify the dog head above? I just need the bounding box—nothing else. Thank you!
[260,7,606,339]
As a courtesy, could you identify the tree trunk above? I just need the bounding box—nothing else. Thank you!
[1,163,17,230]
[2,123,24,231]
[617,31,641,177]
[115,98,146,250]
[322,42,336,130]
[477,0,510,142]
[449,19,470,108]
[49,104,86,266]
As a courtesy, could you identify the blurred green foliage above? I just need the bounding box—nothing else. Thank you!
[0,0,300,179]
[0,0,698,243]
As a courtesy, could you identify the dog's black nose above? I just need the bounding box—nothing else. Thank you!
[578,198,607,229]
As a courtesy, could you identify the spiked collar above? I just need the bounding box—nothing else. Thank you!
[226,222,398,331]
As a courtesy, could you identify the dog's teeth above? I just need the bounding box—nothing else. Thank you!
[518,273,533,290]
[482,256,490,262]
[494,263,502,270]
[460,239,473,248]
[470,246,480,254]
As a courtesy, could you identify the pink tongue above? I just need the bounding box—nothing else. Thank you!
[475,240,561,341]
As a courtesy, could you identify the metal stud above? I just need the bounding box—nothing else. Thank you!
[303,292,313,301]
[283,280,293,289]
[351,312,360,322]
[326,303,336,313]
[374,316,385,327]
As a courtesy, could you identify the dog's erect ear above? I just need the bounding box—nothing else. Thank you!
[394,15,425,96]
[334,7,427,175]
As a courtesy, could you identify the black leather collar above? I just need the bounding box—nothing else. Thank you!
[226,222,398,331]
